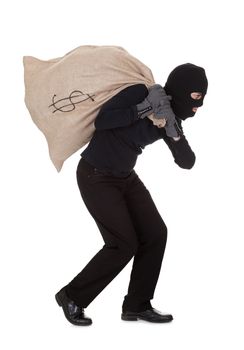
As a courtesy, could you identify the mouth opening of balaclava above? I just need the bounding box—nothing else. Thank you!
[164,63,208,120]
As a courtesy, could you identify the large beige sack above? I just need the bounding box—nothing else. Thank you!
[23,45,155,172]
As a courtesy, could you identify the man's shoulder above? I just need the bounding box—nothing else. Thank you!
[119,83,148,95]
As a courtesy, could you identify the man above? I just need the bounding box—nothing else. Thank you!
[55,63,208,326]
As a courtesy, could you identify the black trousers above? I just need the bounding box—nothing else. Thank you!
[65,157,168,312]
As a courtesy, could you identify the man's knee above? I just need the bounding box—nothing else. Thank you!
[106,241,138,259]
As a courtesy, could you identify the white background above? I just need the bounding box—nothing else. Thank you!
[1,0,243,349]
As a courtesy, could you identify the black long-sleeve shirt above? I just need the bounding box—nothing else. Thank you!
[80,84,196,176]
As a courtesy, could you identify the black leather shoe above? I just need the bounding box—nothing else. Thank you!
[55,286,92,326]
[121,308,173,323]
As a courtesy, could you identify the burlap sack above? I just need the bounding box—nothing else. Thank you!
[23,45,155,172]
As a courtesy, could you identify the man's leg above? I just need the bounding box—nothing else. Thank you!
[65,166,139,308]
[122,173,168,312]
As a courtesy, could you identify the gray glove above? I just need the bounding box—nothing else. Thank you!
[147,85,180,138]
[136,83,167,119]
[136,84,181,138]
[136,84,174,120]
[148,84,175,119]
[136,96,153,119]
[147,84,169,113]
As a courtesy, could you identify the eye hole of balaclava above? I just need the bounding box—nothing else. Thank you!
[164,63,208,120]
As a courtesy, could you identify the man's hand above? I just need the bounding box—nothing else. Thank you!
[147,113,166,128]
[147,84,167,111]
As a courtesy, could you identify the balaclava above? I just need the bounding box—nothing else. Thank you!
[164,63,208,121]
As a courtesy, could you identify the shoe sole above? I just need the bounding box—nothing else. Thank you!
[121,313,173,323]
[55,293,92,326]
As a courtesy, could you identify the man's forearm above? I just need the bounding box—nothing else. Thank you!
[94,105,139,130]
[94,84,148,130]
[162,132,196,169]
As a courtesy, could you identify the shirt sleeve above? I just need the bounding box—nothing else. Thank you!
[94,84,148,130]
[160,128,196,169]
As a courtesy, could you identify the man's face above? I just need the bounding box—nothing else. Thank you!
[148,91,203,128]
[170,89,205,120]
[164,63,208,120]
[190,92,203,114]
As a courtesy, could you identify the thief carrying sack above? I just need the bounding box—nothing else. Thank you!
[23,45,155,172]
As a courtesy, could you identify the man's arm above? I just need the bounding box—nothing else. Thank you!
[161,127,196,169]
[94,84,148,130]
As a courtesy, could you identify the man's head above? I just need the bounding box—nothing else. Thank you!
[164,63,208,120]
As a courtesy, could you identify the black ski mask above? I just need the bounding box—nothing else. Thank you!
[164,63,208,121]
